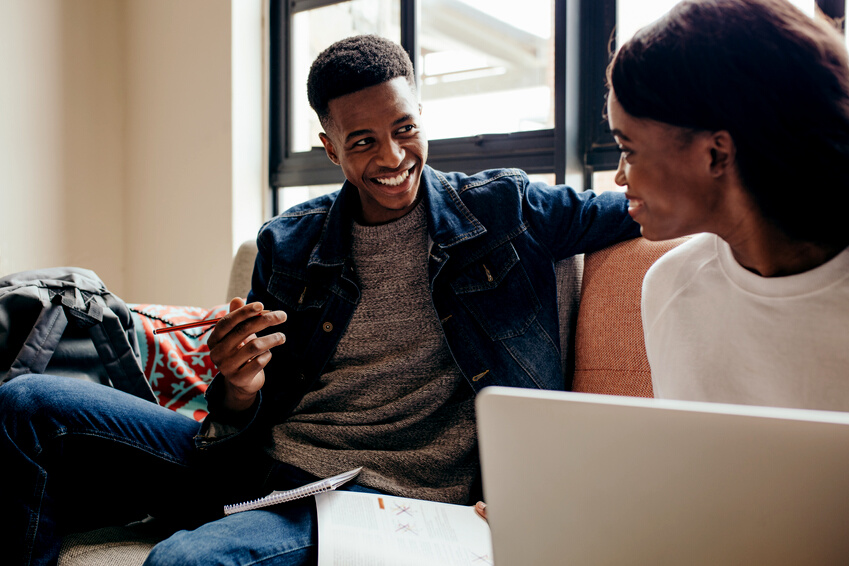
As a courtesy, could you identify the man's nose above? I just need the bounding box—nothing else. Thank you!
[376,139,404,168]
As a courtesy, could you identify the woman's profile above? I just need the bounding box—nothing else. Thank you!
[607,0,849,410]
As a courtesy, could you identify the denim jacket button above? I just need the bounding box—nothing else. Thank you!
[322,322,333,332]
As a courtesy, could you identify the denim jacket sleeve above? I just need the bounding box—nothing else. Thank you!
[522,177,641,261]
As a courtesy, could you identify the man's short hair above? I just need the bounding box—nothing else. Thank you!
[307,34,416,127]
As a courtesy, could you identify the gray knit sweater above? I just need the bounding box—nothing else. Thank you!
[266,202,478,504]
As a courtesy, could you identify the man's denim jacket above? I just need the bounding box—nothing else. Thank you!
[197,166,639,449]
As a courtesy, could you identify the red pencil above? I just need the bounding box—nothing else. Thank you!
[152,318,222,335]
[151,310,272,335]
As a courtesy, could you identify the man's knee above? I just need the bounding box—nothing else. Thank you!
[144,531,205,566]
[0,375,53,420]
[144,523,316,566]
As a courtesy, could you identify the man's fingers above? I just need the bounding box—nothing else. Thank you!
[208,300,257,348]
[239,350,273,378]
[223,310,286,350]
[212,332,285,377]
[209,303,286,349]
[474,501,487,521]
[221,348,273,392]
[217,301,264,337]
[237,333,286,366]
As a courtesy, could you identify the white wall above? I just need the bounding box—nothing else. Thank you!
[0,0,265,307]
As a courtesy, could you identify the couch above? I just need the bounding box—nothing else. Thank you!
[56,236,687,565]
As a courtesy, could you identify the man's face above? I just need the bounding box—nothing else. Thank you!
[319,77,428,225]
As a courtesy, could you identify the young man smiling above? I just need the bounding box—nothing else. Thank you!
[317,75,426,224]
[0,35,639,565]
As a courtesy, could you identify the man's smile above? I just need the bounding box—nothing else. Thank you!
[373,166,413,187]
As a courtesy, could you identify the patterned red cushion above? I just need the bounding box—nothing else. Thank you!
[129,304,228,421]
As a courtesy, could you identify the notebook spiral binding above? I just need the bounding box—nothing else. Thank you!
[223,467,362,516]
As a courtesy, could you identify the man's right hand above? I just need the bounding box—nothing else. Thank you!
[207,297,287,413]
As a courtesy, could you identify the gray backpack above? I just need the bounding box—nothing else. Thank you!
[0,267,156,403]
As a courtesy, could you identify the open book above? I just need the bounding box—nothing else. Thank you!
[315,490,493,566]
[223,467,362,515]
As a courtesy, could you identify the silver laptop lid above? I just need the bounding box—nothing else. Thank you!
[476,386,849,566]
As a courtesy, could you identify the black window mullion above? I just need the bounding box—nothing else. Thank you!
[291,0,348,11]
[271,0,569,214]
[818,0,846,32]
[427,130,557,177]
[400,0,418,81]
[554,0,568,185]
[269,0,289,216]
[580,0,618,187]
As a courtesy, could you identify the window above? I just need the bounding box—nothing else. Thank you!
[584,0,843,192]
[418,0,555,140]
[270,0,570,215]
[289,1,401,155]
[270,0,847,214]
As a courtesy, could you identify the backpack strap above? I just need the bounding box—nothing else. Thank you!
[4,288,157,404]
[86,296,157,404]
[5,299,69,380]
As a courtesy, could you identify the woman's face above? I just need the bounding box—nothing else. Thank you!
[607,90,726,241]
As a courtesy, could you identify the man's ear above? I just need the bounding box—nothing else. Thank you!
[709,130,735,178]
[319,132,340,166]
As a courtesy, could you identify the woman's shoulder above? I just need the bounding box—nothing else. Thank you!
[645,234,717,280]
[641,234,720,319]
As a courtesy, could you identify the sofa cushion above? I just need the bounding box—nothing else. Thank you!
[58,525,161,566]
[129,304,229,421]
[573,237,688,397]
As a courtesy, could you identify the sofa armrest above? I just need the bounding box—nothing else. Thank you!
[226,240,259,302]
[573,237,689,397]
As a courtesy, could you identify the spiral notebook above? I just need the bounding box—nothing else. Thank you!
[223,467,362,515]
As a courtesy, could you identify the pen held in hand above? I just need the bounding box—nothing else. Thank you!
[151,310,274,335]
[152,318,222,334]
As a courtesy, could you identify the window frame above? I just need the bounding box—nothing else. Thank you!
[583,0,847,184]
[270,0,847,215]
[269,0,576,215]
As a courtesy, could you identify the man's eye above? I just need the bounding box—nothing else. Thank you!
[397,125,415,134]
[353,138,372,147]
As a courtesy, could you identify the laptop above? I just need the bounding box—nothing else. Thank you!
[476,386,849,566]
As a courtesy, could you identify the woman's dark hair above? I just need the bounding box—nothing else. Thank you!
[609,0,849,247]
[307,34,416,127]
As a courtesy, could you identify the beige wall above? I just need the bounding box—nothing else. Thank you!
[0,0,265,307]
[1,1,76,282]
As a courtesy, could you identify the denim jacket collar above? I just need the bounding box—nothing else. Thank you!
[421,166,486,248]
[307,165,486,269]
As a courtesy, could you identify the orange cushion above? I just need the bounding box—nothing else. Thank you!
[573,237,689,397]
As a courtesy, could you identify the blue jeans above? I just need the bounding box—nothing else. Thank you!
[0,374,380,566]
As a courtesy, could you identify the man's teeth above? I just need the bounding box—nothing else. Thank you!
[375,169,409,186]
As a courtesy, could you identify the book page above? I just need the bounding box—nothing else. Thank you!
[315,491,493,566]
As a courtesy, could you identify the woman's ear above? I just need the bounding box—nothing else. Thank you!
[709,131,736,177]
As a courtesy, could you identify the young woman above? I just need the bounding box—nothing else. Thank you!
[607,0,849,410]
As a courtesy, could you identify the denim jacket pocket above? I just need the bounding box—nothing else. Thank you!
[267,270,330,312]
[450,242,541,340]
